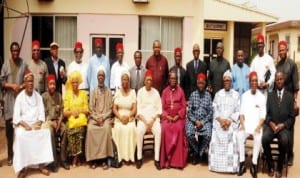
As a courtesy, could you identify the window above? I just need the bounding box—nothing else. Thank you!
[90,34,124,67]
[32,16,77,66]
[139,16,183,67]
[204,38,223,68]
[285,35,290,48]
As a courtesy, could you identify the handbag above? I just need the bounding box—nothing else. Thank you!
[67,114,87,129]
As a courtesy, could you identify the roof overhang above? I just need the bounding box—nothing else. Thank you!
[204,0,278,23]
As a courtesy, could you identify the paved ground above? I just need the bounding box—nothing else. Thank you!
[1,105,300,178]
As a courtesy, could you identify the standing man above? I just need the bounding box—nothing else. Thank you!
[170,47,187,98]
[250,34,276,97]
[136,70,162,169]
[110,43,129,90]
[1,42,28,166]
[129,50,145,93]
[207,42,231,98]
[186,73,213,164]
[232,50,250,97]
[28,40,48,94]
[87,38,110,93]
[146,40,169,94]
[44,42,67,94]
[186,44,207,99]
[276,40,299,166]
[262,71,294,178]
[67,41,88,91]
[237,71,266,178]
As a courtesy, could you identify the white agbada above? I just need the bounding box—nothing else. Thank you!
[110,61,129,89]
[67,60,88,89]
[13,90,53,174]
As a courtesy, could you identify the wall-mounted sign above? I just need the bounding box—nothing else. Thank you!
[204,21,227,31]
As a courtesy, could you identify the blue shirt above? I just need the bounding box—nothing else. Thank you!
[87,54,110,93]
[232,63,250,97]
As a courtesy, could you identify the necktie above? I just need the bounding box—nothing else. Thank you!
[136,68,140,91]
[278,91,282,103]
[195,60,198,72]
[177,68,181,85]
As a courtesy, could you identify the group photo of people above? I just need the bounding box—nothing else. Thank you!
[0,33,298,178]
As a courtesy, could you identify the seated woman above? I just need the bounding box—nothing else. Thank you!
[85,66,114,169]
[63,71,89,168]
[112,70,137,165]
[160,71,188,169]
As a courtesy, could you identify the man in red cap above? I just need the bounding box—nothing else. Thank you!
[28,40,48,94]
[13,70,53,178]
[170,47,187,98]
[44,41,67,94]
[1,42,28,166]
[186,73,213,165]
[146,40,169,94]
[110,42,129,90]
[186,43,208,99]
[129,50,146,93]
[237,71,266,178]
[250,34,276,97]
[42,74,69,171]
[276,40,299,166]
[136,70,162,169]
[67,41,88,91]
[87,38,110,93]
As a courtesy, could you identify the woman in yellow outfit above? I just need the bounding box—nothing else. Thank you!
[63,71,88,167]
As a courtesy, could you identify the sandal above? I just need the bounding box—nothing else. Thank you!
[39,167,50,176]
[102,162,109,170]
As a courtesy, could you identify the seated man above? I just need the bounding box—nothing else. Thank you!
[13,71,53,178]
[85,66,114,169]
[209,70,240,173]
[262,71,294,178]
[237,71,266,178]
[136,70,162,169]
[42,74,69,171]
[186,73,213,164]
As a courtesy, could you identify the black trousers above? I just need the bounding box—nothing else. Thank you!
[288,117,295,158]
[5,118,14,161]
[262,126,290,172]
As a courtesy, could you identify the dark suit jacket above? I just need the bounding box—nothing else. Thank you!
[44,57,67,94]
[129,65,146,92]
[169,65,187,98]
[185,59,207,99]
[266,90,294,130]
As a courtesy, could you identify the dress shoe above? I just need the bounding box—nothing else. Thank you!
[154,160,161,170]
[61,162,70,170]
[135,159,142,169]
[275,171,282,178]
[48,163,58,172]
[237,162,246,176]
[250,163,257,178]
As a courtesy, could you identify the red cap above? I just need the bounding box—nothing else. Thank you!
[256,34,264,42]
[197,73,206,81]
[74,41,83,49]
[174,47,182,53]
[32,40,40,48]
[46,74,56,83]
[94,38,103,45]
[249,71,257,81]
[145,70,153,78]
[115,43,123,51]
[278,40,287,48]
